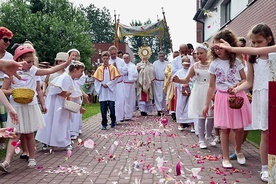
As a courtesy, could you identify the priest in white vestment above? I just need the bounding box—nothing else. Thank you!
[122,53,138,120]
[153,51,168,116]
[108,46,128,122]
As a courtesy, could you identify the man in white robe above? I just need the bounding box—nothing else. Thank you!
[171,44,194,76]
[153,51,168,116]
[122,53,138,120]
[108,46,128,122]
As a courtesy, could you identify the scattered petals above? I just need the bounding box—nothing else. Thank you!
[44,165,89,175]
[84,139,94,149]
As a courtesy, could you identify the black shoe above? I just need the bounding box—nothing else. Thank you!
[157,111,162,116]
[140,111,148,116]
[120,120,124,122]
[171,113,176,120]
[124,119,131,121]
[182,124,190,128]
[20,154,29,161]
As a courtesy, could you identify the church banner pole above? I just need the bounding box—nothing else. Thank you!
[162,7,173,53]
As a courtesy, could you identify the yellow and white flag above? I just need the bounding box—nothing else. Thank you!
[118,20,165,39]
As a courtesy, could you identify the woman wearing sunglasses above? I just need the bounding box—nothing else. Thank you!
[0,26,13,150]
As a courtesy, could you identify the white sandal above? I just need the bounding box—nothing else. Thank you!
[0,160,10,173]
[28,159,37,168]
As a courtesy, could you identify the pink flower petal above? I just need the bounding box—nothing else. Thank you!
[67,150,72,158]
[15,147,20,154]
[84,139,94,149]
[175,161,181,176]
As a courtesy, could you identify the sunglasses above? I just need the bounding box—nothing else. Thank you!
[1,37,12,43]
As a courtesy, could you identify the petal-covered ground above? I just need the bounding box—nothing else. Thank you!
[0,112,263,183]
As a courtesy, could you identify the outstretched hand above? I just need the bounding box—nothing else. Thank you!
[0,60,25,83]
[0,127,17,138]
[213,39,232,51]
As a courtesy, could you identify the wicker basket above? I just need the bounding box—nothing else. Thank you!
[12,88,35,104]
[228,95,244,109]
[64,98,81,113]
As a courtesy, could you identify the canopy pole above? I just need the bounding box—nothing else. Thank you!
[114,10,119,48]
[162,7,173,53]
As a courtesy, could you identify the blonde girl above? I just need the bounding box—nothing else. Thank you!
[173,44,216,149]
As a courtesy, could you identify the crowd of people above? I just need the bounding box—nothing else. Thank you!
[0,23,275,183]
[0,26,87,172]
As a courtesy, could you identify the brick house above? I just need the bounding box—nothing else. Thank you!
[193,0,276,45]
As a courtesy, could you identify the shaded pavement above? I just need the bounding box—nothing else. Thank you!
[0,111,264,184]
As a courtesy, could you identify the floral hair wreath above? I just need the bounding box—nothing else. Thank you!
[195,44,209,51]
[70,60,85,68]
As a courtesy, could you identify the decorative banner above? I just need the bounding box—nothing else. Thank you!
[118,20,165,40]
[268,53,276,184]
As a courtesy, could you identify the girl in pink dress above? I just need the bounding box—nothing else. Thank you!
[203,29,252,169]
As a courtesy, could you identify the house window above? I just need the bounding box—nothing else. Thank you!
[221,0,231,25]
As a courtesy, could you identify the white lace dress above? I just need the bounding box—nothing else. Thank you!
[252,58,268,130]
[188,62,213,119]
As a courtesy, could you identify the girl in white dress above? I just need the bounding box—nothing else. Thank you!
[225,23,275,183]
[173,44,216,149]
[0,45,70,172]
[35,61,85,151]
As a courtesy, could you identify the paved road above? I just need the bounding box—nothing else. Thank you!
[0,112,264,184]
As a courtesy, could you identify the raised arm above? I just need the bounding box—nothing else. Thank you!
[217,39,276,55]
[172,65,195,84]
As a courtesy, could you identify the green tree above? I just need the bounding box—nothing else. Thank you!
[0,0,93,67]
[81,4,114,43]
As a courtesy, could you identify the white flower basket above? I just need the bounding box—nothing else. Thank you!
[64,98,81,113]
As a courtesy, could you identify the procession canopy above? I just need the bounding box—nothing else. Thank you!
[117,20,165,40]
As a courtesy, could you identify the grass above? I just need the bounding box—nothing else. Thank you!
[246,130,261,148]
[0,103,101,160]
[82,103,100,120]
